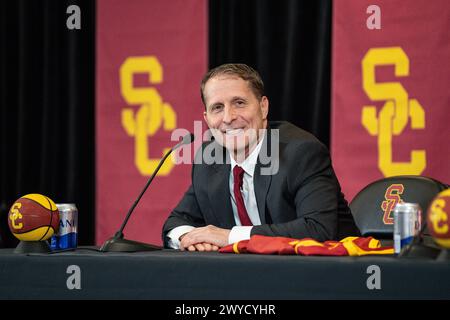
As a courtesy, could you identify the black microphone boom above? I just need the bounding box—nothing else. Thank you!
[100,133,195,252]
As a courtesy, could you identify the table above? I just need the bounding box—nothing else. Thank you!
[0,246,449,299]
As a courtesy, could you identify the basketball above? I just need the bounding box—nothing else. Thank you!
[8,194,60,241]
[427,189,450,249]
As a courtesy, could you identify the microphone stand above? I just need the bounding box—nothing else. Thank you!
[100,135,192,252]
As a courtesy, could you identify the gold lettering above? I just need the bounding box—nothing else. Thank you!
[9,203,23,230]
[361,47,426,176]
[429,199,448,235]
[120,56,176,176]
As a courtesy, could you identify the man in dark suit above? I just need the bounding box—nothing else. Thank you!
[162,64,359,251]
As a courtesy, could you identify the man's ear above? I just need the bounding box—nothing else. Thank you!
[203,110,208,124]
[261,96,269,119]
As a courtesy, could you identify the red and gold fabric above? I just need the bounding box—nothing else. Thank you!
[220,235,394,256]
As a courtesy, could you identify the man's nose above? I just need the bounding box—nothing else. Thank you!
[222,105,236,124]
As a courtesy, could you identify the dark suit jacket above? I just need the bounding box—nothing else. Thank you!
[162,121,359,247]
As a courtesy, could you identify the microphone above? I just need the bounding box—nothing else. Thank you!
[100,133,195,252]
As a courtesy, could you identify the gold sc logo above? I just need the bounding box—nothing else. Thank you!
[362,47,426,177]
[120,56,177,176]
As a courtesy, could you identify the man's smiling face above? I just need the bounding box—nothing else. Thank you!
[203,75,269,159]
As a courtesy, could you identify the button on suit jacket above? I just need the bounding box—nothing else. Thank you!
[162,121,359,247]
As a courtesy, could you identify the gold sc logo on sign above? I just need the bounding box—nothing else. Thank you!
[119,56,177,176]
[362,47,426,177]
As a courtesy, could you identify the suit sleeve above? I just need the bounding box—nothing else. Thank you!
[251,140,339,242]
[161,164,207,247]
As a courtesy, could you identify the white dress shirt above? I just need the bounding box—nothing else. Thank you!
[167,139,264,249]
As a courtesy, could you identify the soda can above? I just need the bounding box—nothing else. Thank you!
[393,202,421,254]
[50,203,78,250]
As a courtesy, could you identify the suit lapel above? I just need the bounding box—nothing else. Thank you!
[254,128,273,225]
[207,150,235,229]
[254,166,271,225]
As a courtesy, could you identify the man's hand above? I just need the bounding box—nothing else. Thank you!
[179,225,231,251]
[178,232,219,252]
[182,242,220,252]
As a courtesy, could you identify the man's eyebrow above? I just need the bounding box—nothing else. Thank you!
[207,102,223,109]
[207,97,247,109]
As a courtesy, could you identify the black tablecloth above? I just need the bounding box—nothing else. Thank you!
[0,247,449,299]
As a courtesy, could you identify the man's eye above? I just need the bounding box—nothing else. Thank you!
[236,100,245,106]
[210,105,222,112]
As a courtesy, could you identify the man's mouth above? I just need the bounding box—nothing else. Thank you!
[223,128,245,136]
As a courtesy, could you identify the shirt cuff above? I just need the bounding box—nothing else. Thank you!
[228,226,253,244]
[167,225,196,249]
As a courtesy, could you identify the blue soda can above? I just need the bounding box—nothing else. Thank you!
[50,203,78,250]
[393,202,421,254]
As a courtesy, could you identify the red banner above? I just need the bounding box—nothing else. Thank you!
[331,0,450,201]
[96,0,207,245]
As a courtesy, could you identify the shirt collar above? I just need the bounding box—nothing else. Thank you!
[229,137,264,177]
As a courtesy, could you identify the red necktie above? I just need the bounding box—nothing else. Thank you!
[233,165,253,226]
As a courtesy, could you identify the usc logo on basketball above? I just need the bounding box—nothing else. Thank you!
[381,184,405,225]
[361,47,426,177]
[120,56,177,176]
[9,203,23,230]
